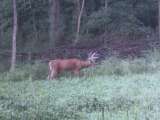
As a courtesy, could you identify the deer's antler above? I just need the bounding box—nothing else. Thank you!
[88,52,99,62]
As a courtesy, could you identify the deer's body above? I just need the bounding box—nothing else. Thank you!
[48,52,98,80]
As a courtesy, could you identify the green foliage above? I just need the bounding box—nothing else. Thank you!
[0,50,160,119]
[86,56,154,77]
[0,64,160,119]
[0,62,48,81]
[83,0,154,37]
[1,49,160,82]
[0,0,160,119]
[0,0,158,53]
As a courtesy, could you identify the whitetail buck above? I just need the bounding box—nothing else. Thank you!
[48,52,99,80]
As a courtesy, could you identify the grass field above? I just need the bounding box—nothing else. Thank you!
[1,51,160,120]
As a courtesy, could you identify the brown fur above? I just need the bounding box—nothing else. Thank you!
[48,58,93,80]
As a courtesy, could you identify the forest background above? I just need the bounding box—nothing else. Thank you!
[0,0,159,71]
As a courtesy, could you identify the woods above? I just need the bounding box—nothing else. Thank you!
[0,0,159,69]
[0,0,159,71]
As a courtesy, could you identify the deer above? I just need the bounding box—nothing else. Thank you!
[48,52,99,80]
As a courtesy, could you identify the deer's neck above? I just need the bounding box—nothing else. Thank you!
[80,60,91,68]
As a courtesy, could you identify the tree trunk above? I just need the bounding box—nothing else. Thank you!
[72,0,80,33]
[11,0,18,71]
[74,0,85,46]
[158,0,160,40]
[73,0,80,31]
[28,0,38,54]
[105,0,108,9]
[0,1,3,46]
[49,0,61,48]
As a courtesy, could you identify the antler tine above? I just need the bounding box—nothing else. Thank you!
[91,52,96,57]
[88,51,93,57]
[91,52,99,58]
[88,51,99,62]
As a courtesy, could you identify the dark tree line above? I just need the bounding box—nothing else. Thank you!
[0,0,159,70]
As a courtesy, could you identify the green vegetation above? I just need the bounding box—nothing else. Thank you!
[0,0,158,62]
[0,51,160,120]
[0,0,160,119]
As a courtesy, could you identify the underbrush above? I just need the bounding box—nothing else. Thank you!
[84,53,160,77]
[1,50,160,120]
[0,62,48,81]
[1,50,160,81]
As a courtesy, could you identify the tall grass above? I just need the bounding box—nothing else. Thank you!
[1,50,160,120]
[0,62,48,81]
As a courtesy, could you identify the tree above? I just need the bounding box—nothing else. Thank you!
[49,0,61,48]
[159,0,160,40]
[0,0,4,46]
[73,0,80,31]
[105,0,108,9]
[74,0,85,45]
[10,0,17,71]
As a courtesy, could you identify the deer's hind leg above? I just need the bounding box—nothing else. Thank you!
[50,69,58,80]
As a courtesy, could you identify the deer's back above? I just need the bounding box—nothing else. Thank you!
[51,59,82,71]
